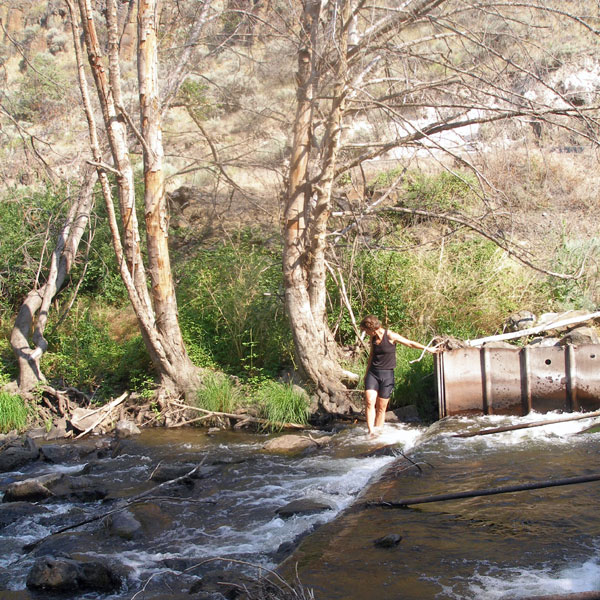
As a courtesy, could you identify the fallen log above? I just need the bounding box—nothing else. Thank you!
[366,473,600,508]
[453,409,600,438]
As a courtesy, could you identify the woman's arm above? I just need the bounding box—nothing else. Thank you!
[388,330,438,353]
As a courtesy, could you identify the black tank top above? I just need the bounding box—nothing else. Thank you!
[371,330,396,370]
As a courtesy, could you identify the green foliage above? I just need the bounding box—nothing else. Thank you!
[0,187,66,311]
[401,170,479,212]
[177,79,216,121]
[254,380,310,431]
[393,348,437,421]
[196,373,242,413]
[177,232,293,377]
[334,236,547,346]
[541,237,600,310]
[368,166,405,190]
[42,303,151,400]
[0,391,29,433]
[15,53,70,121]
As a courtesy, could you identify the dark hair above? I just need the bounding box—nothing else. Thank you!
[360,315,381,331]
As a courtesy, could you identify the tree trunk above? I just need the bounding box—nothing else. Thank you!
[10,168,97,392]
[137,0,200,394]
[70,0,201,398]
[283,0,358,412]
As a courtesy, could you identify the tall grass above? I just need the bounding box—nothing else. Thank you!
[255,381,310,430]
[195,373,243,413]
[0,391,28,433]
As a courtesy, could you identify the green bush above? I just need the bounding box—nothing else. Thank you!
[401,170,479,212]
[254,380,310,430]
[177,232,293,377]
[0,187,66,311]
[42,303,151,400]
[0,390,29,433]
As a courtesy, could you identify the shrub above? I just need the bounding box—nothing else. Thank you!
[15,53,71,121]
[177,232,293,377]
[42,302,151,400]
[0,390,29,433]
[401,170,479,212]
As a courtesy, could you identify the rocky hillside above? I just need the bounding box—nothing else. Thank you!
[1,1,599,284]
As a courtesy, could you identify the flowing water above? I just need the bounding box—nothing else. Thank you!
[0,413,599,599]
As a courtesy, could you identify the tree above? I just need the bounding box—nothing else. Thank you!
[65,0,213,398]
[10,169,97,393]
[282,0,600,410]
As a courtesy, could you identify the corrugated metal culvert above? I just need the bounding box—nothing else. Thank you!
[435,345,600,417]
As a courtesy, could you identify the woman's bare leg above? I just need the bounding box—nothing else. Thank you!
[365,389,378,434]
[374,396,390,428]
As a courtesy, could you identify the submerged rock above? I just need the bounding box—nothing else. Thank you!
[0,502,50,529]
[373,533,403,548]
[276,498,335,518]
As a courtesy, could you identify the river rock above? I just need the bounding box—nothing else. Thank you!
[45,417,69,440]
[276,498,335,518]
[0,501,50,529]
[505,310,536,332]
[262,434,327,454]
[26,556,121,593]
[149,463,219,483]
[3,478,54,502]
[115,419,141,437]
[39,443,81,463]
[386,405,420,423]
[0,436,39,472]
[44,473,108,502]
[558,325,600,346]
[374,533,403,548]
[104,509,142,540]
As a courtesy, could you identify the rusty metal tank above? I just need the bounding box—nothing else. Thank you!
[435,344,600,417]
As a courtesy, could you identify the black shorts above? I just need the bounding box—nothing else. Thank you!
[365,368,395,399]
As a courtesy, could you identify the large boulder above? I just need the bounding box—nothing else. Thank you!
[2,478,54,503]
[26,556,121,593]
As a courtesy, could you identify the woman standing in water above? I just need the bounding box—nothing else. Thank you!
[359,315,438,436]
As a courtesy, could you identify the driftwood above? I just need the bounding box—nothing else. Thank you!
[72,392,129,439]
[169,400,307,430]
[465,310,600,347]
[366,473,600,508]
[453,409,600,438]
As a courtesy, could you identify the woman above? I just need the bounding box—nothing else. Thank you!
[359,315,438,436]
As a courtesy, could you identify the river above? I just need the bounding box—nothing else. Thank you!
[0,412,599,599]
